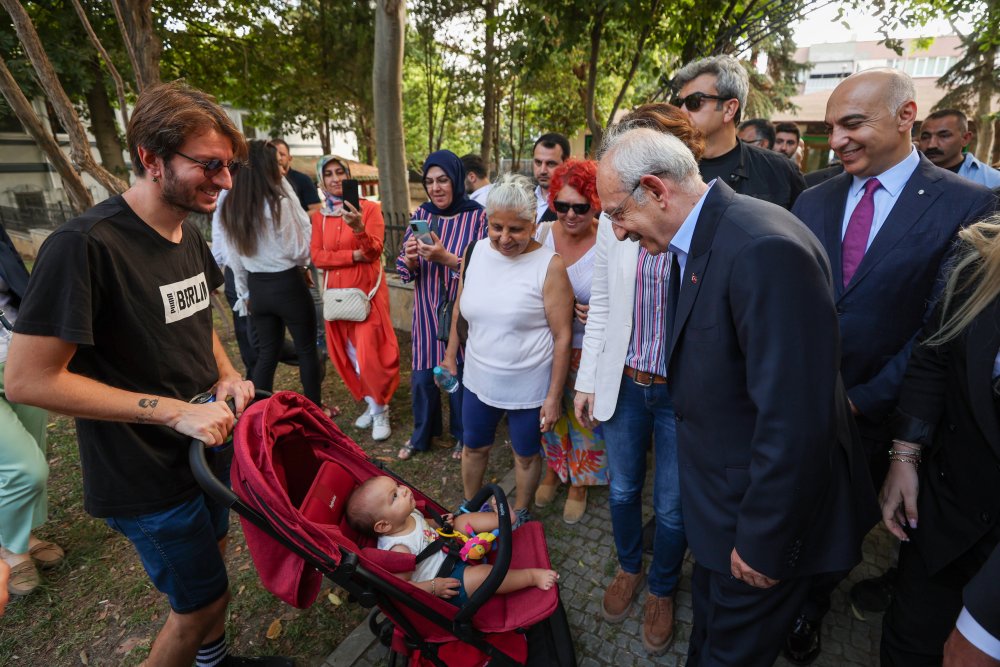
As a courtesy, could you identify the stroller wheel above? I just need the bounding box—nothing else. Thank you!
[368,608,396,648]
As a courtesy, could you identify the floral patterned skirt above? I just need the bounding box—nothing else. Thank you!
[541,349,609,487]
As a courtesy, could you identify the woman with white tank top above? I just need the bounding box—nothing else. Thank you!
[441,174,574,526]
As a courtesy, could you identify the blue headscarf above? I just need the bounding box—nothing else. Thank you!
[421,150,483,216]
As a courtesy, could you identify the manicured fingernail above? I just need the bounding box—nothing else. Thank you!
[909,519,917,529]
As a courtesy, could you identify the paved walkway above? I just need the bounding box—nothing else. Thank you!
[330,473,891,667]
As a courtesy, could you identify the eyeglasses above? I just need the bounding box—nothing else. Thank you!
[423,176,451,188]
[604,185,639,223]
[671,92,727,112]
[175,150,243,178]
[553,201,592,215]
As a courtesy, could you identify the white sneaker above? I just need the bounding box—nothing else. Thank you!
[354,407,373,429]
[371,411,391,441]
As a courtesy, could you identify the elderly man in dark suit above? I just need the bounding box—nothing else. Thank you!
[784,67,997,664]
[596,126,877,667]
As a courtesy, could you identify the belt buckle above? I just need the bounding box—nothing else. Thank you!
[632,369,653,387]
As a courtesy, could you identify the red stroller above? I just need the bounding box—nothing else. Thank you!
[190,391,577,667]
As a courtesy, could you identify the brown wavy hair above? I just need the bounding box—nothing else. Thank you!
[616,103,706,161]
[127,80,247,177]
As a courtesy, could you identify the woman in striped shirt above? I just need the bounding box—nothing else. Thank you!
[395,151,486,460]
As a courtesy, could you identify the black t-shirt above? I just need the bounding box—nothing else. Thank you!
[15,196,224,517]
[699,143,742,186]
[286,169,321,211]
[945,161,963,174]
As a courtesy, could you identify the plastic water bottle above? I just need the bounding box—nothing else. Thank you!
[433,366,459,394]
[0,309,12,344]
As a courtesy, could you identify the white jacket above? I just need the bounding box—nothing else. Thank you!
[574,215,642,422]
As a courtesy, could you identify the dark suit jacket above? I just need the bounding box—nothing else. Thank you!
[804,163,844,188]
[667,181,878,580]
[0,222,29,306]
[793,155,996,423]
[894,294,1000,576]
[965,542,1000,641]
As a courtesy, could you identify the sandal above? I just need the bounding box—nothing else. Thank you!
[451,441,463,460]
[398,441,418,460]
[321,405,341,419]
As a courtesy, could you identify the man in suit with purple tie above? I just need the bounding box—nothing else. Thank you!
[782,67,997,664]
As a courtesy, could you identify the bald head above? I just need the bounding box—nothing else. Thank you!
[839,68,916,115]
[824,68,918,178]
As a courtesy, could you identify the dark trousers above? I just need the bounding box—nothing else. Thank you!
[248,268,322,405]
[881,525,1000,666]
[688,562,813,667]
[410,365,463,451]
[799,417,891,623]
[224,266,258,378]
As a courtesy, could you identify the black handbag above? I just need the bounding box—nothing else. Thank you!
[435,238,478,344]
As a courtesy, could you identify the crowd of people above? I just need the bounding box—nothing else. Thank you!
[3,49,1000,667]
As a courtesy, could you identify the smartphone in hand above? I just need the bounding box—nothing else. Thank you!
[343,179,360,211]
[410,219,434,244]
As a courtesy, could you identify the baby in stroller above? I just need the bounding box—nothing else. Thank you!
[347,476,558,605]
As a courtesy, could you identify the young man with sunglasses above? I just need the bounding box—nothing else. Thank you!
[6,82,293,667]
[673,55,805,210]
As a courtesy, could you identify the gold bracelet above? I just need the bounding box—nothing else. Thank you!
[888,453,920,467]
[430,578,436,596]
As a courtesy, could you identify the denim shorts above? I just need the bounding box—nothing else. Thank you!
[106,491,230,614]
[462,388,542,457]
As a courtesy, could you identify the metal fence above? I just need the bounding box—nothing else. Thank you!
[382,210,411,273]
[0,203,74,234]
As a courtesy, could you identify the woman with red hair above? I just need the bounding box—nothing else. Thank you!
[533,159,608,523]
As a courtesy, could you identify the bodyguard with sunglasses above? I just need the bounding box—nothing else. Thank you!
[673,55,805,210]
[6,82,293,666]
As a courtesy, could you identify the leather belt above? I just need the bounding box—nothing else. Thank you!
[624,366,667,386]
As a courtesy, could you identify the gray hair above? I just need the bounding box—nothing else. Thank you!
[674,55,749,122]
[599,126,701,202]
[884,69,916,114]
[485,172,536,222]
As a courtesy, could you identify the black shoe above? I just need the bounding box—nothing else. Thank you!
[641,518,655,554]
[849,567,897,619]
[225,657,295,666]
[783,614,821,665]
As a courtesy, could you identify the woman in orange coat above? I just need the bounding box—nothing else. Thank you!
[311,156,400,441]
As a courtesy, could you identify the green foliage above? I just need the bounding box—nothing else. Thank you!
[0,0,127,121]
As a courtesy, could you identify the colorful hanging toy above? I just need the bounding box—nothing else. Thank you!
[436,524,500,563]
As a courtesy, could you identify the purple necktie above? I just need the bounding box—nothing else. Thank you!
[842,178,881,287]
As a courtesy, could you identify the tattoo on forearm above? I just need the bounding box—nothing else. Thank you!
[135,397,159,424]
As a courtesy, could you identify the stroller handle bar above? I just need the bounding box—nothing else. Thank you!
[188,388,273,509]
[454,483,513,624]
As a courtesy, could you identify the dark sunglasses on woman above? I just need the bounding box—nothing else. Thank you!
[553,201,592,215]
[671,92,727,112]
[175,150,244,178]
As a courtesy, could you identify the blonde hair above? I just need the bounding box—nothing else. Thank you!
[926,215,1000,346]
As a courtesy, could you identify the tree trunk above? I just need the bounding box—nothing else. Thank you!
[422,25,436,157]
[0,57,93,214]
[972,2,997,162]
[110,0,160,92]
[1,0,127,195]
[480,0,497,165]
[84,59,128,180]
[70,0,129,130]
[584,8,607,152]
[374,0,410,216]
